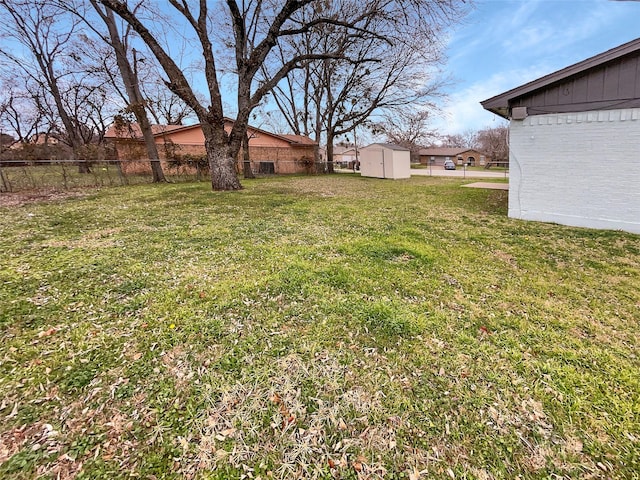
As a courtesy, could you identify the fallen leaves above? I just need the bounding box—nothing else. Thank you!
[38,327,58,338]
[270,392,296,429]
[1,177,639,479]
[5,402,19,420]
[214,428,237,442]
[0,423,62,464]
[408,469,420,480]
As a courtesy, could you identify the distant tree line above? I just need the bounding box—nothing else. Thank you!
[437,125,509,166]
[370,109,509,167]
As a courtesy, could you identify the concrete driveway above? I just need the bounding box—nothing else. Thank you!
[411,167,509,179]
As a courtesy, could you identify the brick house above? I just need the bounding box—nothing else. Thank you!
[418,148,490,167]
[481,37,640,234]
[105,119,319,175]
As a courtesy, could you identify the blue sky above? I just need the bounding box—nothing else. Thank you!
[434,0,640,135]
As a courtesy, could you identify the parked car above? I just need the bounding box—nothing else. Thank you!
[444,159,456,170]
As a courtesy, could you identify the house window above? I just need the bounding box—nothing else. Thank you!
[480,155,486,166]
[259,162,275,174]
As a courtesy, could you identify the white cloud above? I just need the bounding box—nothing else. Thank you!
[433,67,549,135]
[501,1,629,60]
[433,0,640,136]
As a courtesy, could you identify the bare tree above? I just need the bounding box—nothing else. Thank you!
[0,0,97,171]
[373,110,438,162]
[0,80,48,144]
[87,0,165,182]
[0,123,10,192]
[439,129,479,149]
[55,78,111,145]
[98,0,465,190]
[477,125,509,168]
[141,81,197,126]
[266,0,465,172]
[97,1,302,190]
[241,132,254,179]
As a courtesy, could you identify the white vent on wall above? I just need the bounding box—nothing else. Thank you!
[511,106,528,120]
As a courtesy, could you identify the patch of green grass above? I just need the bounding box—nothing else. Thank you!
[0,175,638,479]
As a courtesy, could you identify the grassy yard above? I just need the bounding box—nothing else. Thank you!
[0,175,638,479]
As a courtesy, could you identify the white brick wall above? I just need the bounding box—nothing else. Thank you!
[509,108,640,234]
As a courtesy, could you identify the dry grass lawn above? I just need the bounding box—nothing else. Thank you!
[0,175,638,479]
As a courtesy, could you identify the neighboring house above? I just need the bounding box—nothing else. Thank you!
[341,148,359,168]
[481,37,640,234]
[30,133,59,146]
[105,119,319,175]
[332,145,358,168]
[418,148,490,167]
[359,143,411,179]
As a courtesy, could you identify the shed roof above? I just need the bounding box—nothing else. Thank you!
[363,143,410,151]
[481,37,640,119]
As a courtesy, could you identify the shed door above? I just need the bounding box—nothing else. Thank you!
[363,149,385,178]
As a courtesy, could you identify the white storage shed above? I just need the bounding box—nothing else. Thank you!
[359,143,411,179]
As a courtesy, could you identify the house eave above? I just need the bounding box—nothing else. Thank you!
[480,36,640,119]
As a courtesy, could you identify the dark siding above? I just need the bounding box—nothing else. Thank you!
[571,75,589,103]
[603,62,620,99]
[618,59,636,98]
[510,52,640,114]
[636,56,640,98]
[586,68,605,101]
[545,85,560,105]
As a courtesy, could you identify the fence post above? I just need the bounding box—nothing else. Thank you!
[116,160,127,185]
[26,162,36,189]
[0,167,11,192]
[61,162,69,190]
[0,165,9,192]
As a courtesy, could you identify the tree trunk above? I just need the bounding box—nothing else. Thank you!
[97,5,166,183]
[208,146,242,191]
[323,60,335,174]
[135,103,165,182]
[40,49,88,174]
[326,130,335,174]
[150,157,165,182]
[202,124,242,191]
[314,97,323,173]
[77,158,91,173]
[242,133,254,179]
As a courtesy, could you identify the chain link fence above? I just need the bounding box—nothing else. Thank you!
[0,158,329,193]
